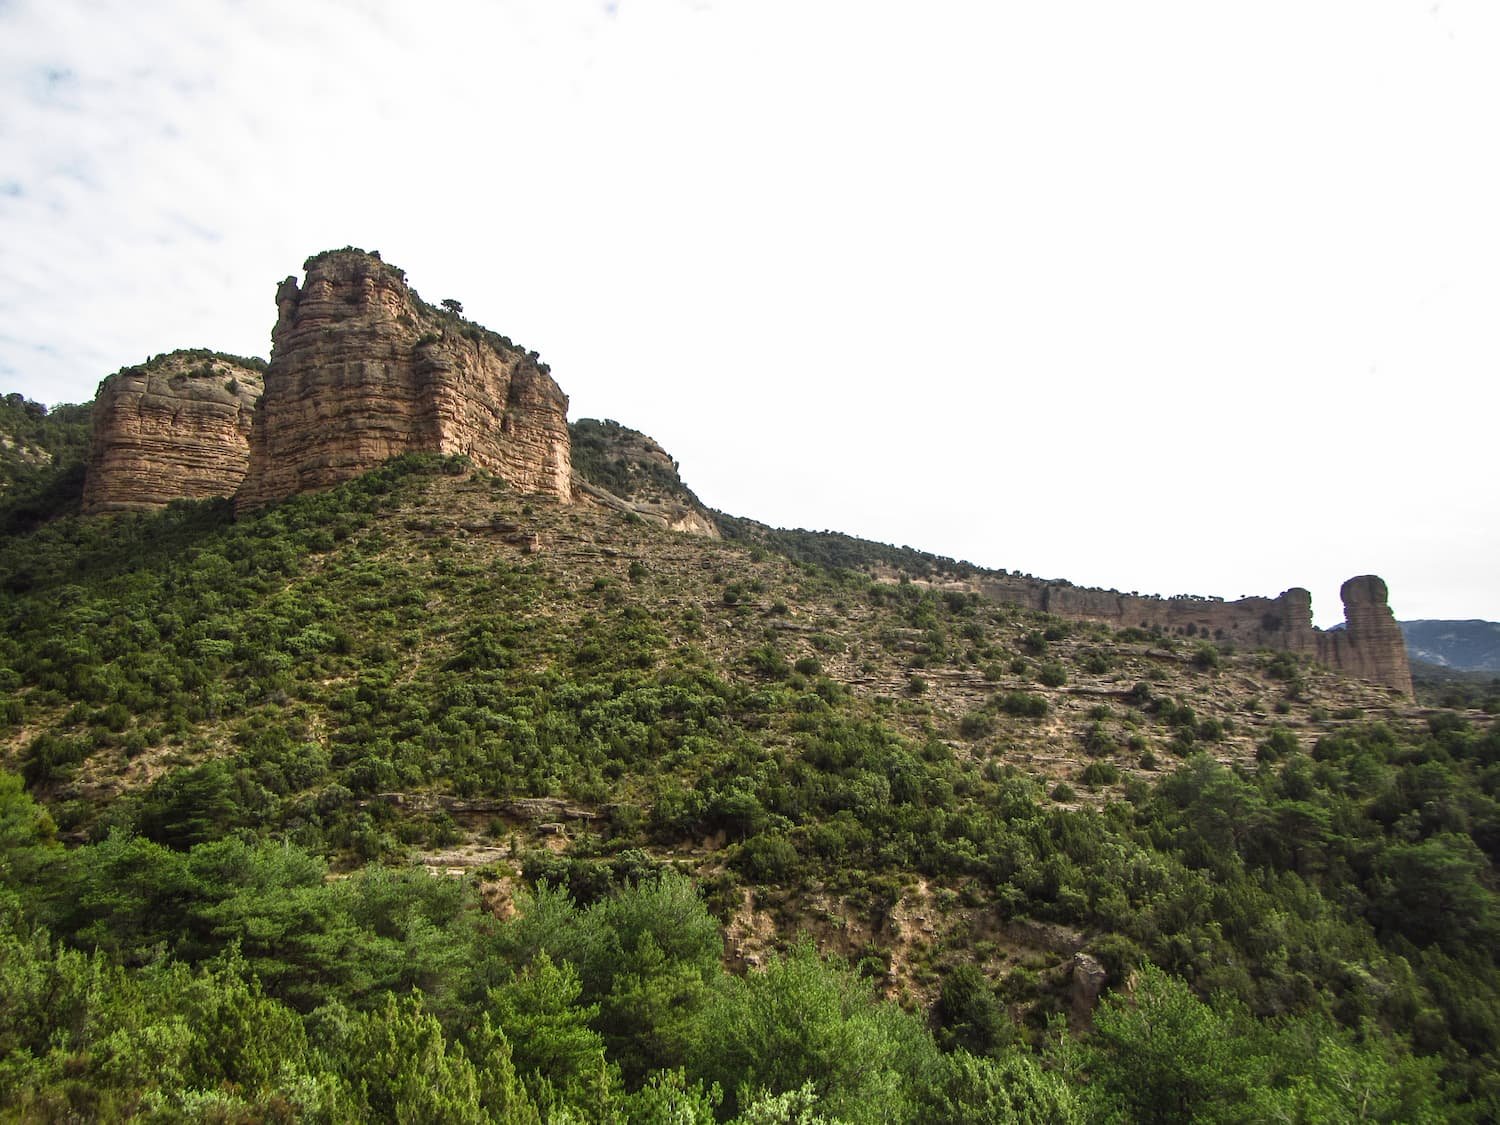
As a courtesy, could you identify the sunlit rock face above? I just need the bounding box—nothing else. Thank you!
[82,352,264,514]
[236,249,571,513]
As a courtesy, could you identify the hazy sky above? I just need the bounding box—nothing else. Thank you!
[2,1,1496,626]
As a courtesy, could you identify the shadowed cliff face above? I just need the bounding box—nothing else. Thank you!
[235,250,571,512]
[82,353,264,514]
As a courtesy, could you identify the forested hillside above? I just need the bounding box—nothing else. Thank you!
[1,456,1496,1121]
[1404,620,1500,673]
[0,393,91,533]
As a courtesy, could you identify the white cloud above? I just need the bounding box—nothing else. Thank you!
[1,0,1496,624]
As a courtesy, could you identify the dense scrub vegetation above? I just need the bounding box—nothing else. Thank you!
[0,392,92,533]
[569,419,707,510]
[716,511,979,580]
[1413,660,1500,713]
[0,455,1495,1119]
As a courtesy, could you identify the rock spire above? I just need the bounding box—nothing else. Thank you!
[235,249,571,512]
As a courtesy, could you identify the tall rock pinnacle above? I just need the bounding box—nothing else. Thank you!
[235,249,571,512]
[1315,575,1415,698]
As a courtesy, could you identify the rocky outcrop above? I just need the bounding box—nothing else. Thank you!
[236,249,571,512]
[972,571,1414,698]
[976,573,1315,648]
[1401,619,1500,673]
[1069,952,1108,1030]
[1314,576,1415,698]
[81,351,264,513]
[569,418,719,537]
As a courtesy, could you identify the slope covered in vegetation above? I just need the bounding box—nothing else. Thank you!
[0,392,92,533]
[1,456,1496,1120]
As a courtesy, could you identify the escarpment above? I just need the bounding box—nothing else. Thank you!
[971,571,1414,698]
[235,249,571,512]
[70,246,1414,697]
[81,351,264,514]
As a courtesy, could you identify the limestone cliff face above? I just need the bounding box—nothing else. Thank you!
[1315,576,1415,698]
[236,250,571,512]
[973,571,1413,697]
[569,418,719,537]
[82,352,264,514]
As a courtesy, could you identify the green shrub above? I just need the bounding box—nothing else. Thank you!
[736,832,800,882]
[1079,650,1113,674]
[1258,725,1300,761]
[1037,663,1068,688]
[998,692,1048,718]
[1079,761,1121,786]
[745,644,789,678]
[959,712,996,740]
[1081,722,1117,756]
[1191,642,1221,671]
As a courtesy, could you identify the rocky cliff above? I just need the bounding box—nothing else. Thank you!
[975,573,1311,647]
[81,351,264,514]
[973,570,1413,697]
[236,249,571,512]
[68,248,1414,696]
[570,418,719,537]
[1313,576,1415,698]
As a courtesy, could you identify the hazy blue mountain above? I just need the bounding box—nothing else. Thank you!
[1401,619,1500,672]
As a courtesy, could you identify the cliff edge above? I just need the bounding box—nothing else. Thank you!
[82,351,264,514]
[971,570,1413,698]
[1313,576,1415,698]
[236,249,571,512]
[570,418,719,537]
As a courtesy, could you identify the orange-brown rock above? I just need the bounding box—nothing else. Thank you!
[81,351,264,514]
[236,249,571,512]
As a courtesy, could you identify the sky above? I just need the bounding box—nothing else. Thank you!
[2,0,1496,627]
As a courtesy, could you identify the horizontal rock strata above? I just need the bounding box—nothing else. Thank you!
[236,249,571,512]
[82,352,264,513]
[1313,575,1415,698]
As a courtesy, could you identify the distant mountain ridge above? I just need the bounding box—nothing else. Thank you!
[1401,619,1500,672]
